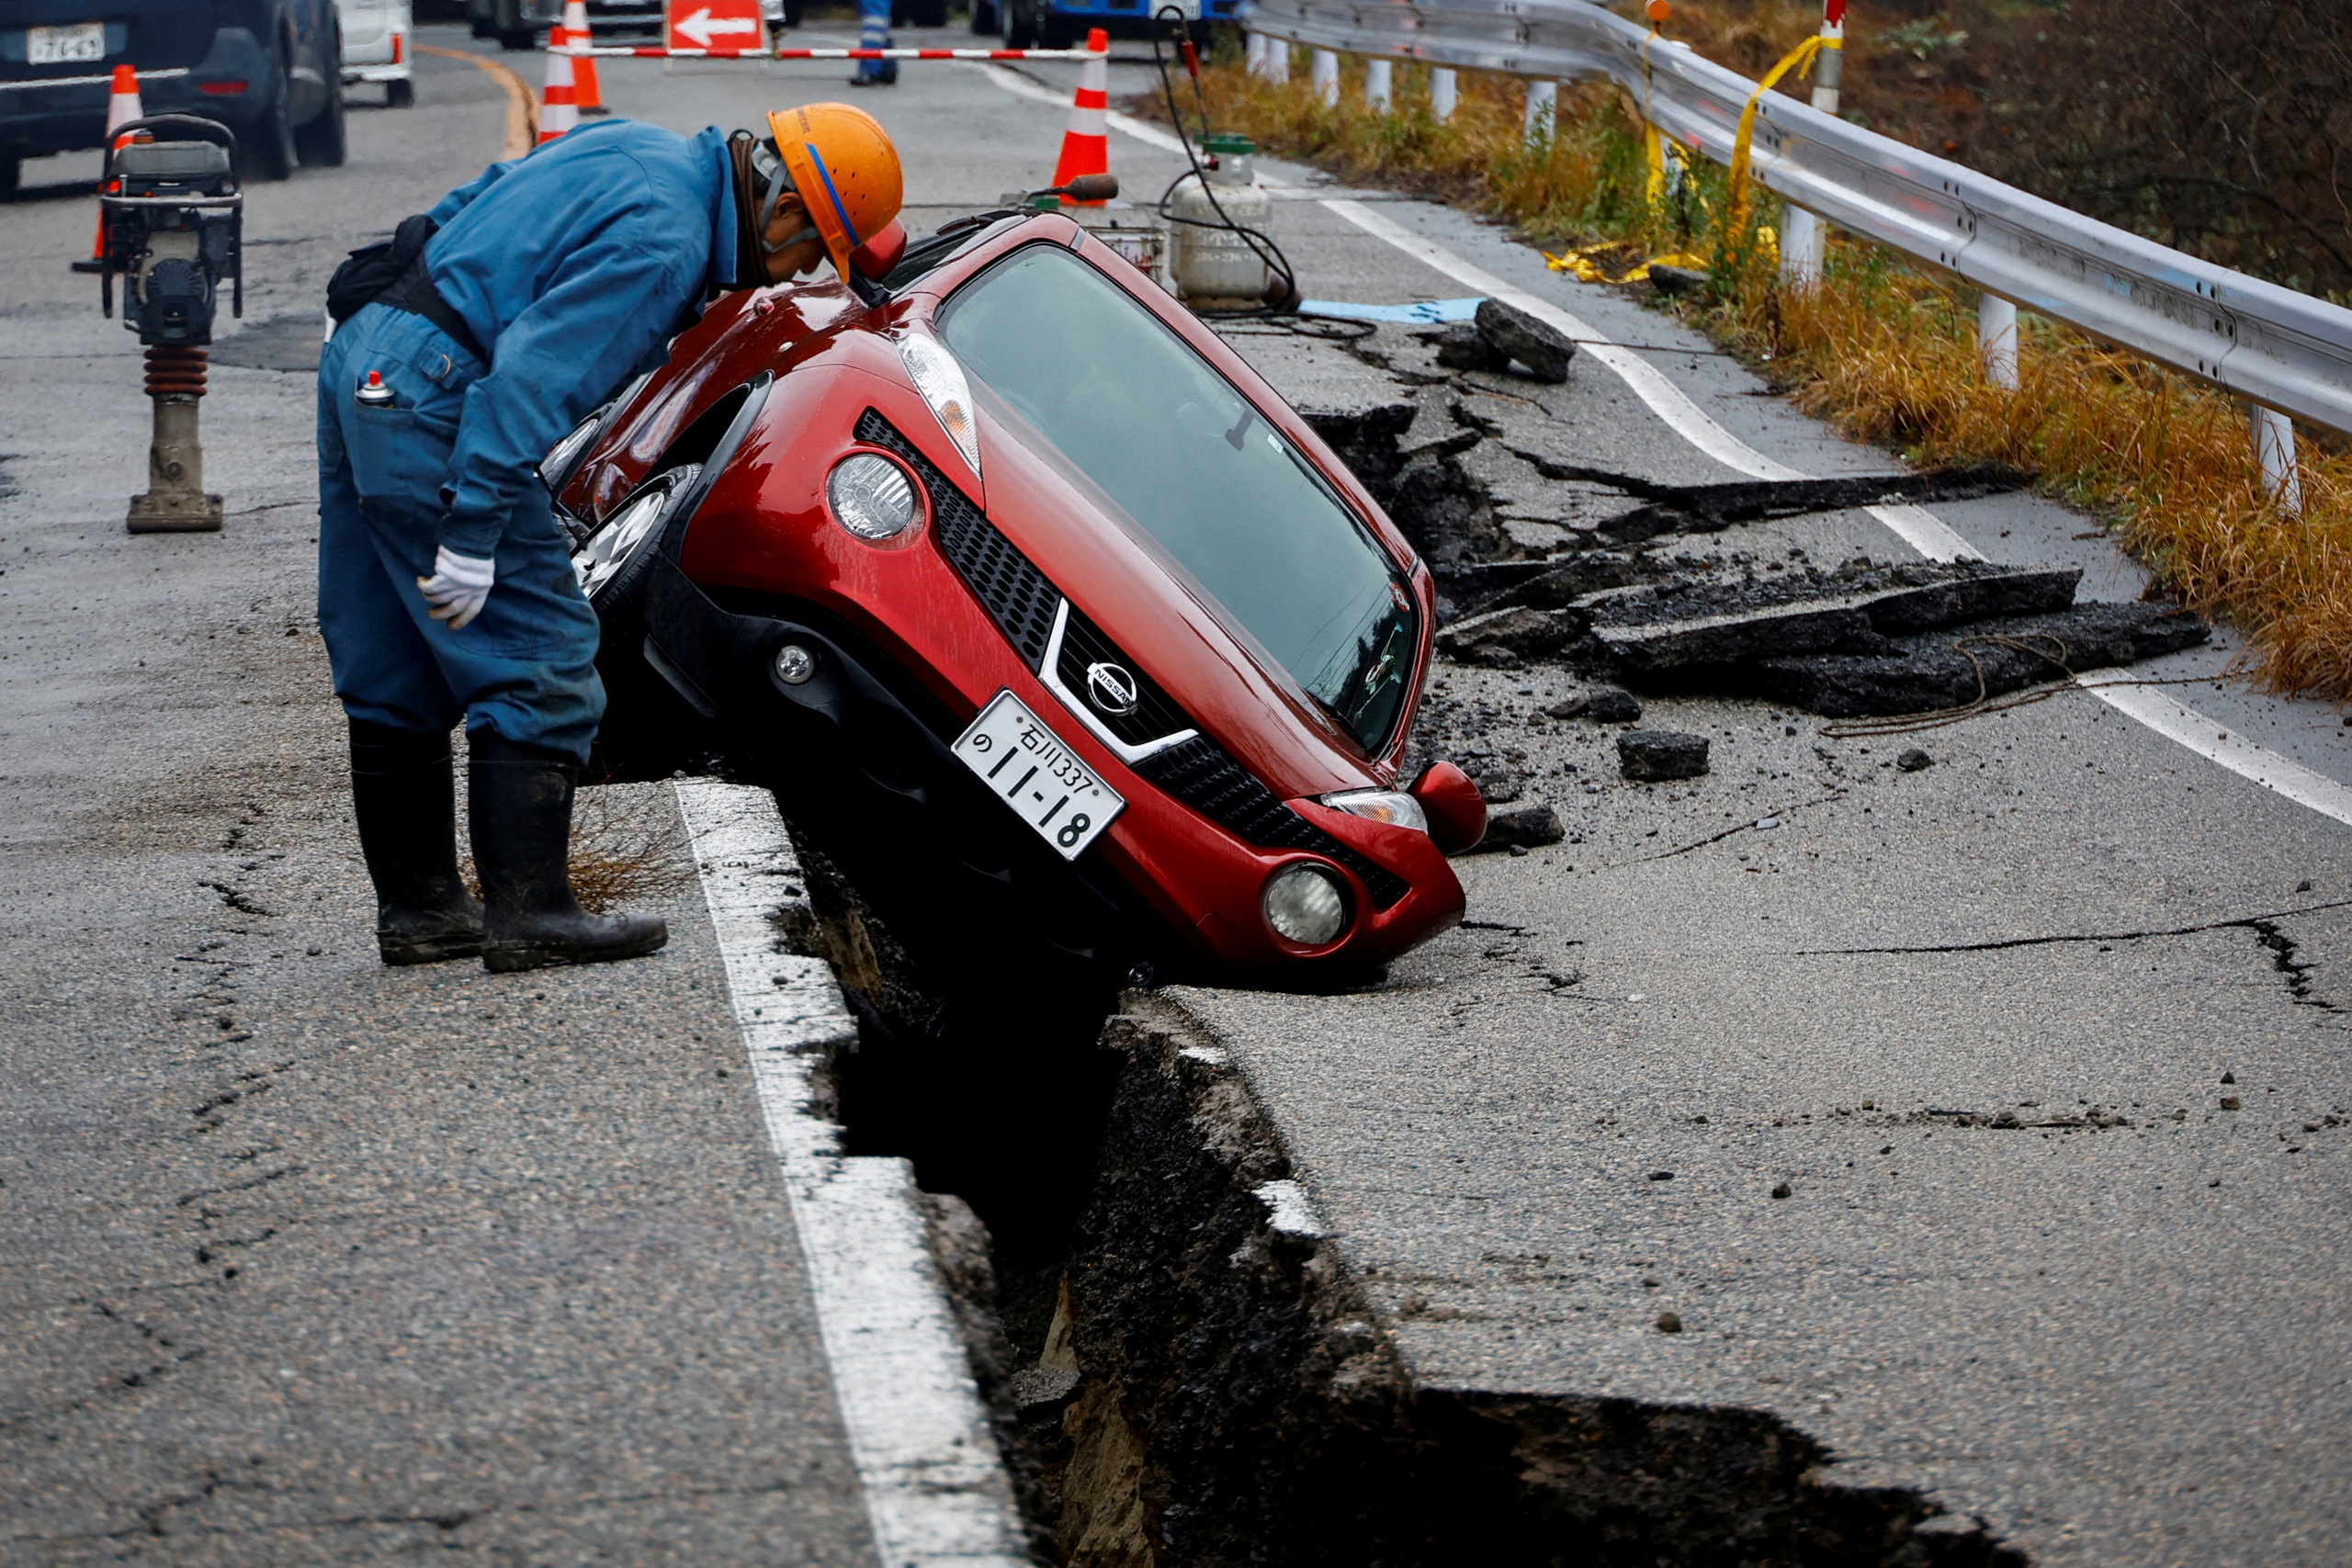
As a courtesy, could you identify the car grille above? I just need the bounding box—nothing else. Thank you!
[856,409,1056,668]
[1136,738,1412,909]
[1056,604,1192,749]
[857,408,1409,908]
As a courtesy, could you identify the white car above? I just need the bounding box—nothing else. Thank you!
[338,0,415,107]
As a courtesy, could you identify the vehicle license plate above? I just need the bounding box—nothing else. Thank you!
[953,690,1124,861]
[28,22,107,65]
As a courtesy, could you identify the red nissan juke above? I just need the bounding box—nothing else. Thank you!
[548,206,1482,988]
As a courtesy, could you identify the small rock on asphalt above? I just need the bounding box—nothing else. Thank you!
[1583,686,1642,723]
[1618,729,1711,782]
[1475,298,1577,384]
[1656,1312,1684,1334]
[1771,1183,1792,1200]
[1897,747,1933,772]
[1469,804,1565,854]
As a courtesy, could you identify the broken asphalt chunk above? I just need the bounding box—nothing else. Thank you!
[1753,604,2210,716]
[1464,803,1565,853]
[1432,321,1512,374]
[1619,729,1711,781]
[1475,298,1577,383]
[1896,748,1933,772]
[1436,604,1589,662]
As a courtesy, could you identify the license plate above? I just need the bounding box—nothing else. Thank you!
[28,22,107,65]
[953,690,1124,861]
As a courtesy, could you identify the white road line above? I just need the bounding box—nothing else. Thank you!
[972,73,2350,822]
[674,779,1028,1568]
[2076,675,2352,828]
[1319,200,1986,563]
[970,61,1189,153]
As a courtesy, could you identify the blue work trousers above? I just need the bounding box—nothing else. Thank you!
[858,0,897,82]
[315,304,605,764]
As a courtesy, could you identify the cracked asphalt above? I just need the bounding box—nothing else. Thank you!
[1176,183,2352,1568]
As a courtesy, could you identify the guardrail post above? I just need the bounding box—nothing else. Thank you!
[1311,48,1340,106]
[1245,31,1265,76]
[1430,66,1457,121]
[1261,34,1289,84]
[1779,0,1844,285]
[1363,57,1392,109]
[1523,79,1556,144]
[2253,406,2306,517]
[1979,294,2018,389]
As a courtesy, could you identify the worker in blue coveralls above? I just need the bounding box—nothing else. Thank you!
[317,106,903,972]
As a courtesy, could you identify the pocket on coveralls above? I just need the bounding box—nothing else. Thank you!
[346,378,459,519]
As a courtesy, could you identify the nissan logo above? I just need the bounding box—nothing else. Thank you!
[1085,661,1141,718]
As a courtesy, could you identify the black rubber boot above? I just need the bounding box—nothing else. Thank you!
[468,729,668,974]
[349,719,486,965]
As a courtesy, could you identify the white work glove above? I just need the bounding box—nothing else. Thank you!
[417,546,496,630]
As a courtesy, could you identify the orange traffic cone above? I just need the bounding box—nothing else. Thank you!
[538,26,579,142]
[1049,28,1111,207]
[72,64,142,273]
[562,1,607,116]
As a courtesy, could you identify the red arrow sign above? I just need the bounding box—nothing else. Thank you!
[667,0,765,51]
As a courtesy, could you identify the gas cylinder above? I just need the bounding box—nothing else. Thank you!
[1168,133,1274,309]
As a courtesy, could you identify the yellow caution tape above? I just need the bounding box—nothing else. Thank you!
[1543,247,1713,285]
[1724,32,1835,243]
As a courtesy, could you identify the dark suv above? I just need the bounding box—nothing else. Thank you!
[0,1,345,188]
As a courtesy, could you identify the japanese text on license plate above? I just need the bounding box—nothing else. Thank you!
[951,691,1124,861]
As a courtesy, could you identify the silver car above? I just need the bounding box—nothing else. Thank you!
[336,0,414,106]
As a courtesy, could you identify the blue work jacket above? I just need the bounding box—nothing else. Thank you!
[422,118,741,558]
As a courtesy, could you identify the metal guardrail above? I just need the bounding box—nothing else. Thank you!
[1245,0,2352,440]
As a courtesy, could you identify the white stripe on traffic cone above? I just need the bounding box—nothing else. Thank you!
[539,27,579,141]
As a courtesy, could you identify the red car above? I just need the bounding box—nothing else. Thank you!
[549,207,1483,988]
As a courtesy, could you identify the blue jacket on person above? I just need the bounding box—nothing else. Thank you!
[420,118,741,558]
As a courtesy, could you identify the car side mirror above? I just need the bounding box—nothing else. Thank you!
[1410,761,1487,855]
[849,219,908,281]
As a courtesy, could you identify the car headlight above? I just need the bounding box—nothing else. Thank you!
[1320,788,1429,834]
[538,412,600,495]
[828,453,919,540]
[1263,863,1350,947]
[896,331,981,479]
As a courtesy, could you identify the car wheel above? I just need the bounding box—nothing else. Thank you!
[499,26,537,48]
[235,59,297,182]
[968,0,999,33]
[1037,10,1079,48]
[1003,0,1035,48]
[387,78,414,108]
[908,0,948,25]
[0,158,17,198]
[784,0,805,25]
[573,465,703,624]
[295,74,348,167]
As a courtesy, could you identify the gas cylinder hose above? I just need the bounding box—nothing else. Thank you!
[1148,7,1300,316]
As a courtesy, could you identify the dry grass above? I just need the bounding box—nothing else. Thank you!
[1145,50,2352,701]
[458,784,696,915]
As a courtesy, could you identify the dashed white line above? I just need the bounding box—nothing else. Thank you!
[674,779,1028,1568]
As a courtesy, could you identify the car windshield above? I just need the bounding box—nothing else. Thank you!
[933,243,1416,753]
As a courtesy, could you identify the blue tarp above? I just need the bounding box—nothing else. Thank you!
[1294,297,1485,324]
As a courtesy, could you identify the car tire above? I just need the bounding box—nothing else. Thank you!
[236,60,298,182]
[1037,10,1080,48]
[783,0,805,25]
[968,0,999,32]
[295,75,347,167]
[1003,0,1035,48]
[0,158,17,198]
[499,26,537,48]
[906,0,948,25]
[387,78,414,108]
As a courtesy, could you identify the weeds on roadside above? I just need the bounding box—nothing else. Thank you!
[1141,51,2352,702]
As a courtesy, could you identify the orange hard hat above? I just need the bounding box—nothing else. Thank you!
[768,104,903,283]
